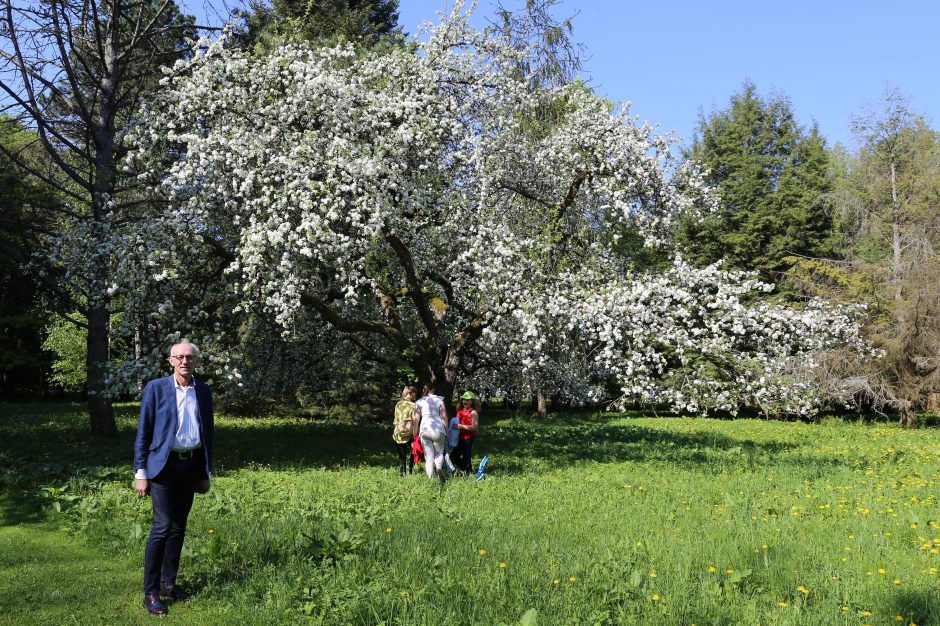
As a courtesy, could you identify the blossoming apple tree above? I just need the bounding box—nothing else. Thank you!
[129,5,870,414]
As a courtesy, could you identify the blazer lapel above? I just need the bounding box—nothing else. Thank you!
[168,375,179,434]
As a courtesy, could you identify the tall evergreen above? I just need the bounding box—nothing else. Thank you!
[241,0,401,49]
[680,83,834,280]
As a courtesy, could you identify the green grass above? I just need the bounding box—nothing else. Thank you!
[1,403,939,625]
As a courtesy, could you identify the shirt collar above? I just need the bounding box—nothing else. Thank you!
[173,376,195,391]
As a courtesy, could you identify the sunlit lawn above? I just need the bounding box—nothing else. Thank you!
[1,402,939,625]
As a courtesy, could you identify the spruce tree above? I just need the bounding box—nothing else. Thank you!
[681,82,834,280]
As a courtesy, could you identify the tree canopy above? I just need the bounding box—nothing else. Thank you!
[681,82,834,280]
[125,6,870,416]
[240,0,401,48]
[0,0,197,434]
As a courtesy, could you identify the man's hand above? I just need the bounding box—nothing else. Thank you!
[195,479,211,494]
[134,478,150,497]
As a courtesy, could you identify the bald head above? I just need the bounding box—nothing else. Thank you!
[168,342,200,384]
[170,342,200,357]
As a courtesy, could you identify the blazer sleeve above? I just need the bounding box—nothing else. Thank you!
[134,381,157,477]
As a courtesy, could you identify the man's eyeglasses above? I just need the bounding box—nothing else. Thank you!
[170,355,198,362]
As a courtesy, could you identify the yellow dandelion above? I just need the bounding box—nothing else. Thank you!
[893,578,901,585]
[796,585,809,594]
[650,593,660,602]
[386,527,392,533]
[208,529,214,533]
[708,566,717,573]
[499,562,507,568]
[649,571,657,578]
[896,617,904,622]
[553,579,560,585]
[568,576,577,582]
[878,568,887,574]
[777,601,788,608]
[726,568,735,574]
[862,610,872,617]
[841,606,849,612]
[479,549,486,555]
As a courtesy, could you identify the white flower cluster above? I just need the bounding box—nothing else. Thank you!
[124,3,871,413]
[567,257,873,415]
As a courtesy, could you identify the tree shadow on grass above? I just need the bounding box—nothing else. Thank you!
[0,402,146,527]
[477,419,847,477]
[215,412,852,483]
[0,491,43,526]
[216,420,393,473]
[890,589,940,625]
[0,402,851,523]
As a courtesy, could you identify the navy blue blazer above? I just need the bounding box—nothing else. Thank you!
[134,375,214,480]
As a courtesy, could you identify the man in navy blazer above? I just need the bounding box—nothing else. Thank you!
[134,341,214,616]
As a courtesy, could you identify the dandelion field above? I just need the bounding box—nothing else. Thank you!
[1,404,939,625]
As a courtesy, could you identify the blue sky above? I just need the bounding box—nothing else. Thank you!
[396,1,939,150]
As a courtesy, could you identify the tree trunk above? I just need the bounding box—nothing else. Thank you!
[86,302,115,436]
[890,160,903,301]
[134,326,142,393]
[84,14,120,437]
[430,364,456,415]
[898,399,917,427]
[536,389,548,418]
[927,392,940,415]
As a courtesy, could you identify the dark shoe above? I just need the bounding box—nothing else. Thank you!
[159,585,190,602]
[143,594,168,616]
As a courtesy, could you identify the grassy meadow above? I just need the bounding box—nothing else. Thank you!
[1,403,939,625]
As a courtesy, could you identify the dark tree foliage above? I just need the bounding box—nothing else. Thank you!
[680,82,834,280]
[240,0,401,49]
[0,116,53,398]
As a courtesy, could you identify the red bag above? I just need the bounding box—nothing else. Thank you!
[411,436,424,465]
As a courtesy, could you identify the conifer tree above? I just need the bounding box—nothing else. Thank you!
[241,0,400,48]
[681,82,834,280]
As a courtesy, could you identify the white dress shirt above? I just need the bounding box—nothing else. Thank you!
[173,377,202,451]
